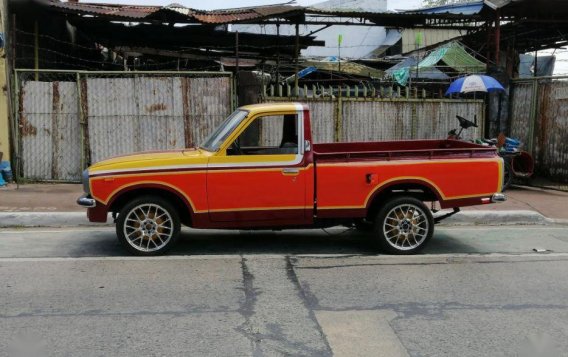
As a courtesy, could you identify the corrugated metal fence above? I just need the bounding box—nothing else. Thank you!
[14,70,233,181]
[510,77,568,183]
[264,96,485,144]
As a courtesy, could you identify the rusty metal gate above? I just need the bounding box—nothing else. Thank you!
[13,70,234,182]
[510,77,568,184]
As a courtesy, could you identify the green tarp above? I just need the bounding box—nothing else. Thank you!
[392,42,486,86]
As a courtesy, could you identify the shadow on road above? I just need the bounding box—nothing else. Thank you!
[64,228,479,257]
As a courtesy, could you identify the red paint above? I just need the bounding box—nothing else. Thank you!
[82,105,504,229]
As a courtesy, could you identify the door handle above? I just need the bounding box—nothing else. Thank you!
[282,168,300,176]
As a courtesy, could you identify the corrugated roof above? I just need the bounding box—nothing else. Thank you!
[36,0,303,23]
[44,1,158,19]
[405,1,485,16]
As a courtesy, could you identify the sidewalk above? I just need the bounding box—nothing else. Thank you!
[0,183,83,212]
[462,185,568,220]
[0,182,567,226]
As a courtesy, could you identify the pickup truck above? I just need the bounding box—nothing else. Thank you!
[78,102,505,255]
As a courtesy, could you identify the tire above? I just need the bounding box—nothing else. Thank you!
[372,196,434,255]
[116,195,181,256]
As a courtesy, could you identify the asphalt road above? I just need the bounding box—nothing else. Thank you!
[1,226,568,356]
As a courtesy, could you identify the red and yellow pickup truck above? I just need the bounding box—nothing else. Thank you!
[78,102,505,255]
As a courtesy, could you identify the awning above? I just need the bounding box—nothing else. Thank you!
[302,60,384,78]
[390,42,485,85]
[386,57,450,82]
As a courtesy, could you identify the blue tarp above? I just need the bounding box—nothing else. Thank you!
[519,54,556,78]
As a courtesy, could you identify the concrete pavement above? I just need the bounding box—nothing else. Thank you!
[1,225,568,356]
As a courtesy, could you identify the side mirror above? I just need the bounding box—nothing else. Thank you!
[304,140,312,153]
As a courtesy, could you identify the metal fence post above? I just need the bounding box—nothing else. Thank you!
[76,72,88,170]
[335,92,343,142]
[12,70,21,182]
[411,101,418,139]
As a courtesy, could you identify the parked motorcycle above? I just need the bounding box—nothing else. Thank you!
[448,115,534,191]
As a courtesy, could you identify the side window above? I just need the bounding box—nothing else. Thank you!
[227,114,299,156]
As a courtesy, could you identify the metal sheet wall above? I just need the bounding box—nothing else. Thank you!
[20,81,81,181]
[509,82,533,145]
[510,78,568,183]
[16,71,233,182]
[306,100,335,143]
[342,101,413,142]
[266,97,484,143]
[416,101,483,140]
[184,77,233,146]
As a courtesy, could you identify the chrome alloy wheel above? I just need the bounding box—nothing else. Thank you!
[123,203,174,253]
[382,204,430,251]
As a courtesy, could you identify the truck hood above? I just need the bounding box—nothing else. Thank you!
[88,148,211,174]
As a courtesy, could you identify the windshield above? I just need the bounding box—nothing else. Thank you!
[200,110,249,152]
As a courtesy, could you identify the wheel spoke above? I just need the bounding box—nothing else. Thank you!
[122,203,175,252]
[383,203,430,251]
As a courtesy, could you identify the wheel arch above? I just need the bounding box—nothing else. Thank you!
[365,179,443,220]
[107,184,195,226]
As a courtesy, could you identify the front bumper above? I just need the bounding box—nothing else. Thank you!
[77,194,108,222]
[77,194,96,208]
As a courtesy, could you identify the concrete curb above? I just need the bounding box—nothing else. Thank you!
[0,210,563,228]
[436,210,553,226]
[0,212,112,228]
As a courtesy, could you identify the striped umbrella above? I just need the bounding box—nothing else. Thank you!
[446,75,505,95]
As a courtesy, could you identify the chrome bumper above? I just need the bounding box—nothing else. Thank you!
[491,193,507,203]
[77,195,96,208]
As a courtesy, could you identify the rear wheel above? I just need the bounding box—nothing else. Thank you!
[373,196,434,255]
[116,196,181,256]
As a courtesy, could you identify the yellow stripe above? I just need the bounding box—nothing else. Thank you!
[91,180,203,213]
[91,164,314,180]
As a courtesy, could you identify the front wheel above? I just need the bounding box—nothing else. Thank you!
[373,196,434,255]
[116,196,181,256]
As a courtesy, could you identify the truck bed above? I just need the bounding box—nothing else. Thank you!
[313,139,497,162]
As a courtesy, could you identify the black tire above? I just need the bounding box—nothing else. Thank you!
[372,196,434,255]
[116,195,181,256]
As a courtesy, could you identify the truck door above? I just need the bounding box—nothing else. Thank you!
[206,110,311,223]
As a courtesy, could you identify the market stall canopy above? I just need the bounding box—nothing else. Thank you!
[390,42,485,86]
[303,59,384,78]
[385,57,450,81]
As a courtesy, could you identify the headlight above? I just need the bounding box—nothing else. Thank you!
[82,169,91,195]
